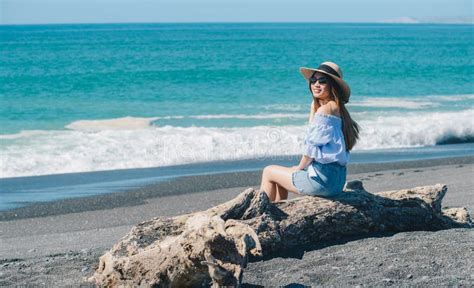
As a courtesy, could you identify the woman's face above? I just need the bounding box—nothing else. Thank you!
[310,72,331,101]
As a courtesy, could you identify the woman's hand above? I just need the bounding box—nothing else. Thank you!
[297,155,313,170]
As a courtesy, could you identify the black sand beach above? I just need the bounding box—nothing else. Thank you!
[1,156,473,286]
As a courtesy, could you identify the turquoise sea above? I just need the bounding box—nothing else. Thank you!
[1,23,473,178]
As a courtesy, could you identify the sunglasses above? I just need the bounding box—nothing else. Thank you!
[309,76,328,85]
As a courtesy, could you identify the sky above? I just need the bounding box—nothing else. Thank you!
[1,0,472,25]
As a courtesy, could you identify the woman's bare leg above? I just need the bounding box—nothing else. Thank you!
[275,184,288,201]
[260,165,300,202]
[260,173,277,201]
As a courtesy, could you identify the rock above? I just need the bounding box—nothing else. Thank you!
[406,274,413,279]
[89,183,472,287]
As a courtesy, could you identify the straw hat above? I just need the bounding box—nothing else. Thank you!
[300,61,351,103]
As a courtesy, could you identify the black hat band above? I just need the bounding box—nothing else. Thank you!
[317,64,341,78]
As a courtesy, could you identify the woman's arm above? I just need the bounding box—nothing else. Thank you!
[290,155,313,171]
[296,155,313,170]
[300,99,319,169]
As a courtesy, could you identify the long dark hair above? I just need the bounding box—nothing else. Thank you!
[308,76,360,151]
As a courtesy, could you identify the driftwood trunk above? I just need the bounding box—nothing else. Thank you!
[89,181,472,287]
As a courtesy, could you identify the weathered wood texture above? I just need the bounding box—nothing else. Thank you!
[89,181,472,287]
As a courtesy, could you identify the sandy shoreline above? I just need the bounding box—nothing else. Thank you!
[1,155,473,221]
[1,156,473,286]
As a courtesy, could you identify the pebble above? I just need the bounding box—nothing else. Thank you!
[82,267,89,272]
[421,276,429,281]
[382,278,393,283]
[27,248,36,253]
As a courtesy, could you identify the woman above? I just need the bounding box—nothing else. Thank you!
[259,61,360,202]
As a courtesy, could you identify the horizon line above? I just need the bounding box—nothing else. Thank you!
[1,20,473,26]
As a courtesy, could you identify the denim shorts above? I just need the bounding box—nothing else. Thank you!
[291,161,346,197]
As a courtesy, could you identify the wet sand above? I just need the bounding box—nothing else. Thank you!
[0,156,473,286]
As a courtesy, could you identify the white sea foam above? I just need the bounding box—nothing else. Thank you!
[60,94,474,133]
[260,94,473,111]
[347,94,474,109]
[65,114,308,131]
[0,130,52,140]
[424,94,474,101]
[1,109,473,178]
[191,113,306,119]
[65,116,159,132]
[0,125,304,178]
[355,109,474,149]
[349,97,438,109]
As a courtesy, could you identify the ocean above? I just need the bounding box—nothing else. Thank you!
[1,23,473,179]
